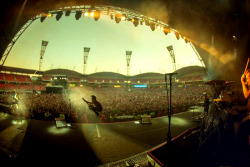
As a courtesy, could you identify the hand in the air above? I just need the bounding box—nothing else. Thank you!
[241,74,246,84]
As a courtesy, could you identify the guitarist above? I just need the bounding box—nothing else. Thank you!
[82,95,103,117]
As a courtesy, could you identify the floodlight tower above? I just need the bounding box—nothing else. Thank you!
[83,47,90,74]
[39,40,49,71]
[126,51,132,76]
[167,45,176,72]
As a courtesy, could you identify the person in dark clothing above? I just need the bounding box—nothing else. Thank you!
[203,93,209,115]
[82,95,103,117]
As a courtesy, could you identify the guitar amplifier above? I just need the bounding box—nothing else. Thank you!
[141,115,152,124]
[54,118,67,128]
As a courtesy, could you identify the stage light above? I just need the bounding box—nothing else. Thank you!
[140,20,143,25]
[115,14,121,23]
[56,11,63,21]
[175,32,180,40]
[40,13,48,22]
[145,20,150,26]
[183,37,189,43]
[163,27,171,35]
[90,12,95,17]
[121,15,126,21]
[150,23,155,31]
[40,16,46,22]
[75,11,82,20]
[157,25,163,30]
[65,10,71,16]
[132,18,139,27]
[110,14,113,20]
[94,11,101,21]
[84,12,89,16]
[40,12,51,22]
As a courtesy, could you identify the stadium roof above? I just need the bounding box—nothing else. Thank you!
[43,69,83,77]
[87,72,126,79]
[1,66,43,75]
[175,66,206,77]
[133,72,164,79]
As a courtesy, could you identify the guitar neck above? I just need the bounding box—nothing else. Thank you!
[83,99,90,105]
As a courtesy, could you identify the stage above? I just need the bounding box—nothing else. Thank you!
[0,106,202,166]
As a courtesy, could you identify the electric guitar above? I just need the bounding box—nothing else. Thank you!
[82,98,95,110]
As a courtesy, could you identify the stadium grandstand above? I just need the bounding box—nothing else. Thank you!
[0,65,207,92]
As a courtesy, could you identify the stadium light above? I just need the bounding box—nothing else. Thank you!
[126,51,132,76]
[167,45,176,71]
[56,11,63,21]
[75,11,82,20]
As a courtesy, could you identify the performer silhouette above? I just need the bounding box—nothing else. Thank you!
[82,95,103,117]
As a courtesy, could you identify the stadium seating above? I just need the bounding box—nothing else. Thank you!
[74,78,81,82]
[4,73,16,82]
[35,85,46,90]
[15,75,27,82]
[0,83,5,89]
[68,77,73,82]
[0,73,4,81]
[5,83,17,90]
[26,76,32,83]
[42,76,52,81]
[18,84,28,90]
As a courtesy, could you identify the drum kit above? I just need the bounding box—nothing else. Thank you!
[199,78,243,147]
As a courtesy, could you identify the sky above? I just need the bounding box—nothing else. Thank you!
[5,13,203,76]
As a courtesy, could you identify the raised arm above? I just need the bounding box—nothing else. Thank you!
[241,74,250,99]
[82,98,90,104]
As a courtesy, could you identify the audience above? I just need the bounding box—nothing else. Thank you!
[0,84,211,123]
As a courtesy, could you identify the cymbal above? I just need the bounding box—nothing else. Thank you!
[213,98,230,102]
[213,91,232,102]
[224,81,236,85]
[205,79,226,85]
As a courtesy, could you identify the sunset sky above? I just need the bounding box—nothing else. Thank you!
[5,13,203,76]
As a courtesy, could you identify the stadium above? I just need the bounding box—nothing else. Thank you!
[0,0,249,166]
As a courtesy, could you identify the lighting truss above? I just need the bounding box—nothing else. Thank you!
[0,5,207,72]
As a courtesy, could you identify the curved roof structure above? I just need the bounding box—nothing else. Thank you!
[133,72,164,79]
[175,66,206,77]
[0,0,249,81]
[43,69,83,77]
[87,72,126,79]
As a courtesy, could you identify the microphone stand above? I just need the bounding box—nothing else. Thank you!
[165,72,177,144]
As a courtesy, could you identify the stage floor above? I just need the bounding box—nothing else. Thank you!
[0,106,203,166]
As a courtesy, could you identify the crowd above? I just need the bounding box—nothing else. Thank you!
[0,84,211,123]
